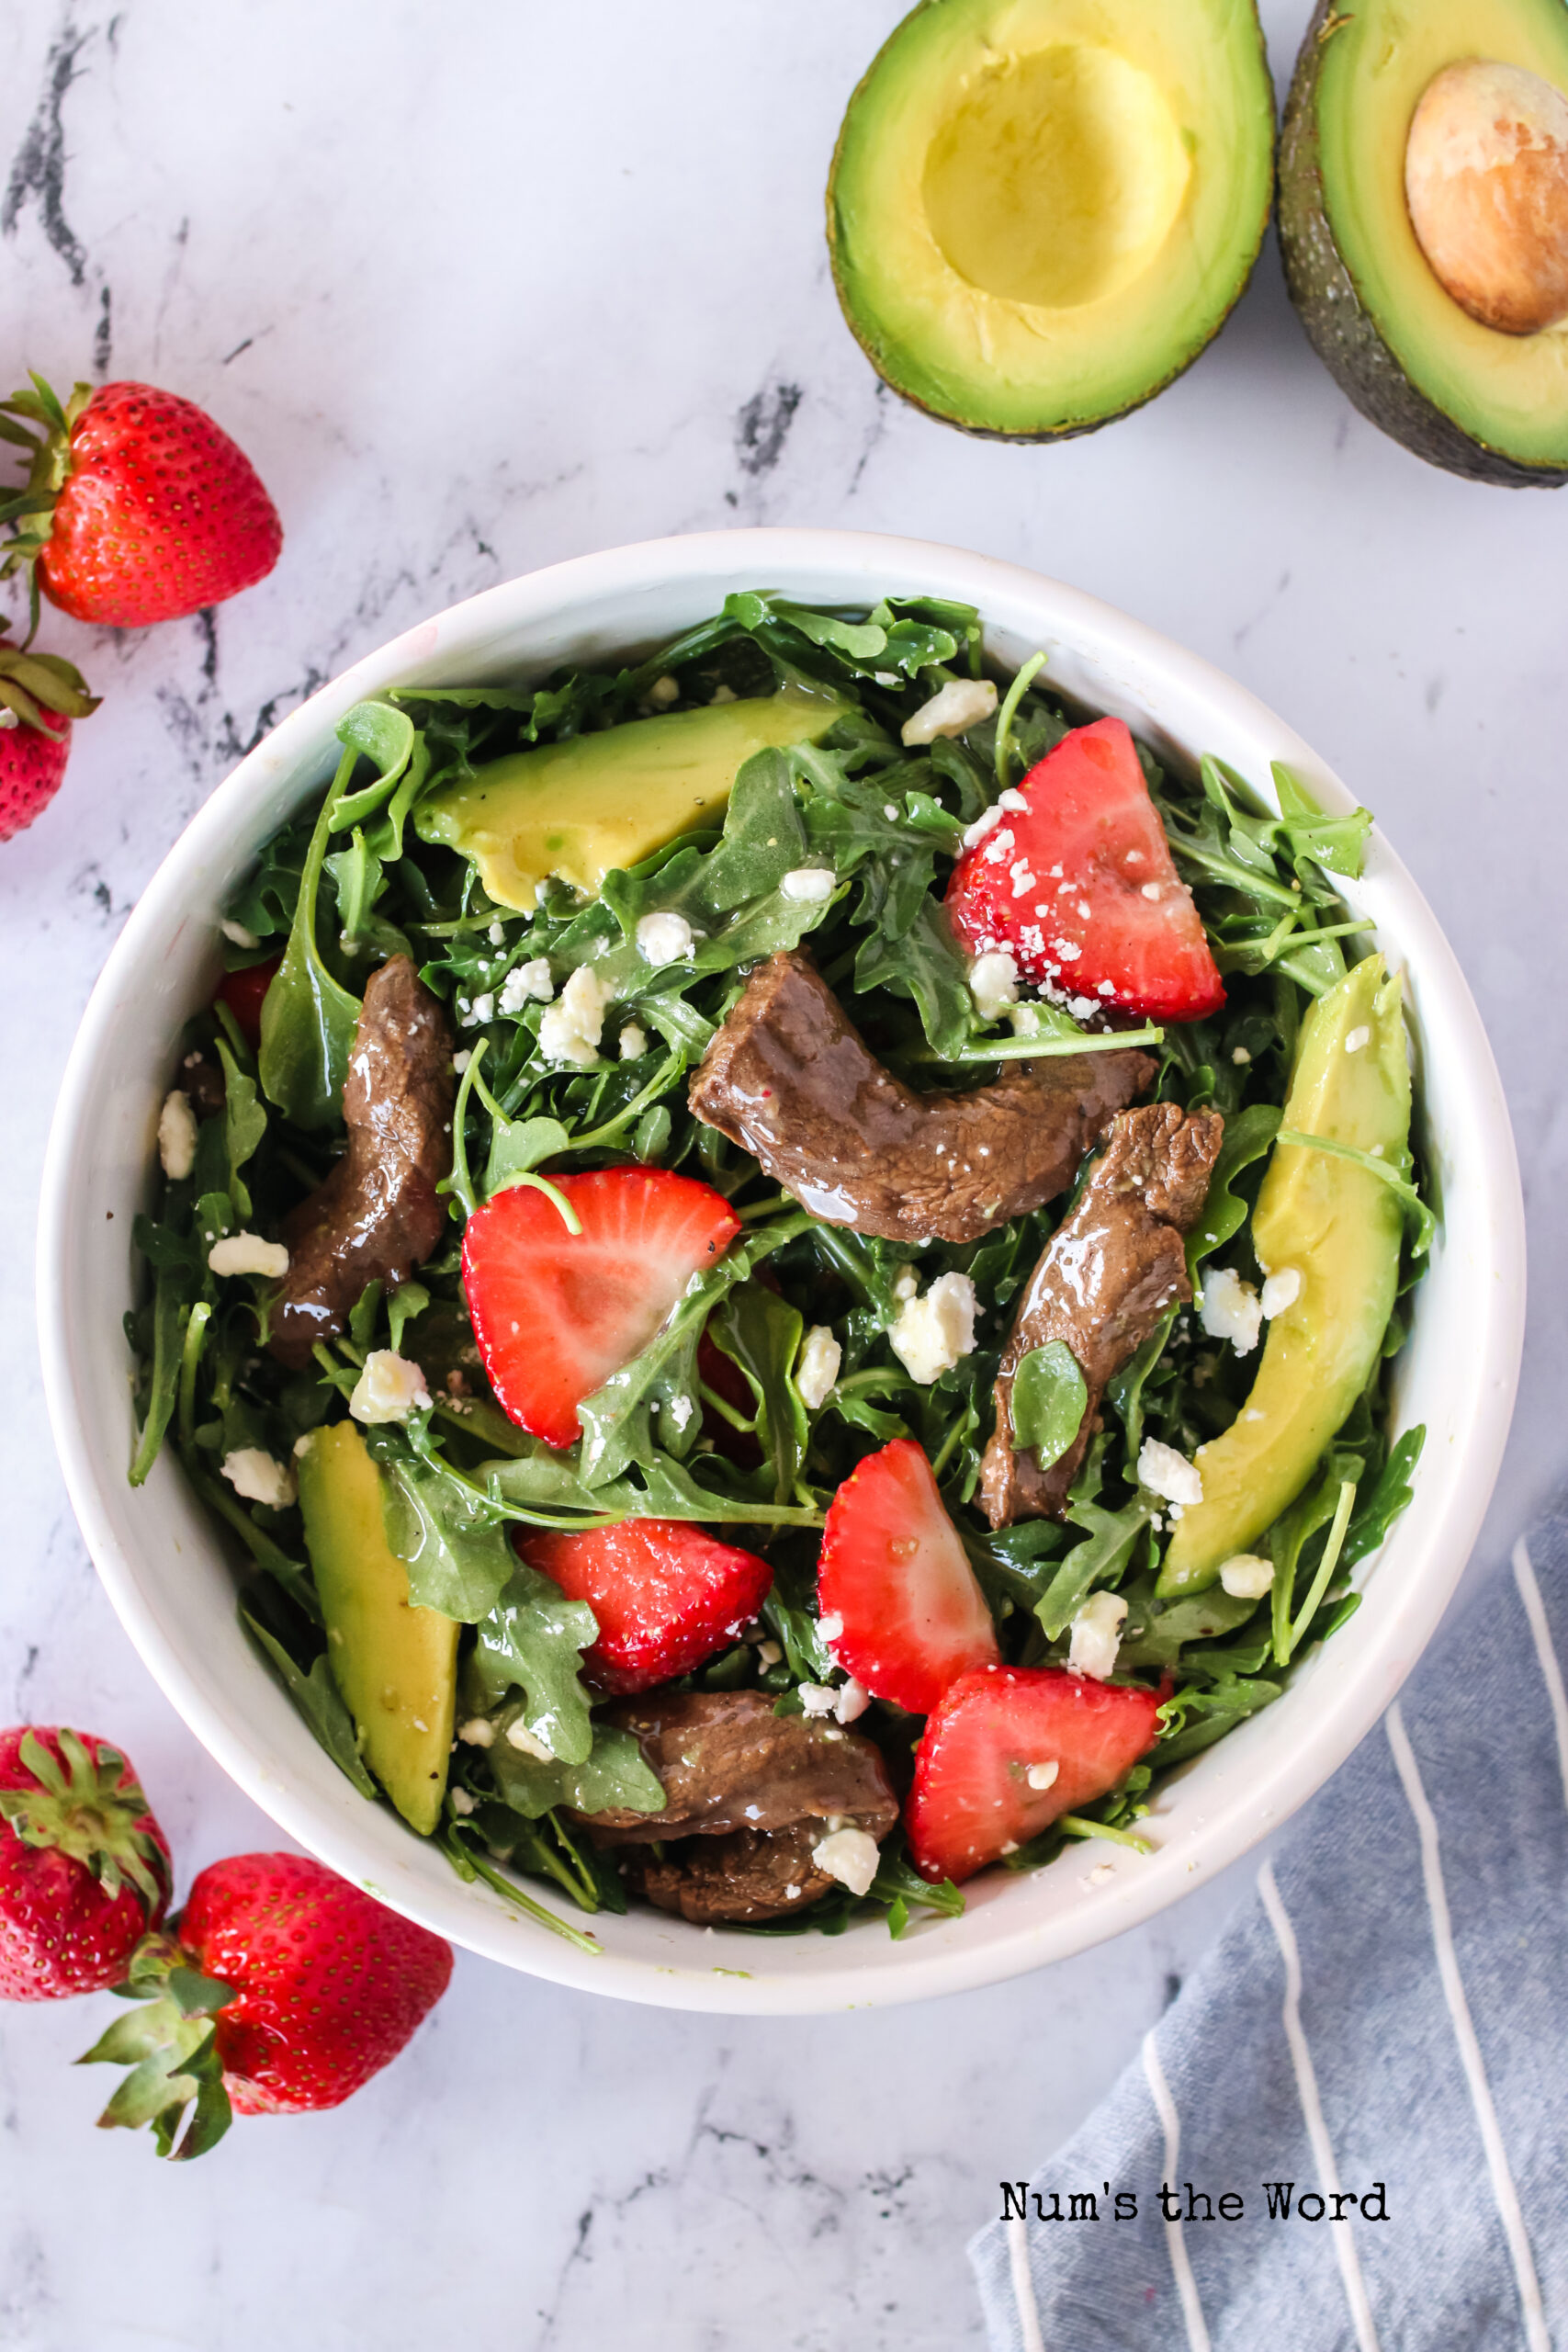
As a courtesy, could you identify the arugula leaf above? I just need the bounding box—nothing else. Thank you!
[1010,1342,1088,1470]
[1036,1487,1157,1642]
[853,897,973,1058]
[709,1281,807,1505]
[241,1609,378,1798]
[485,1717,665,1821]
[212,1040,266,1222]
[332,699,417,833]
[257,751,364,1130]
[463,1564,598,1768]
[1186,1102,1281,1279]
[378,1445,513,1621]
[1343,1425,1425,1569]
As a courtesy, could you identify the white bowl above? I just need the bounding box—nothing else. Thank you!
[39,529,1524,2014]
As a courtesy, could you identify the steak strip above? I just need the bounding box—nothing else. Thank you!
[979,1102,1224,1530]
[269,956,455,1369]
[576,1690,898,1925]
[688,949,1155,1246]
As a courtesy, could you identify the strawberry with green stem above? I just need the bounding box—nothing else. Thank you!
[0,615,98,842]
[0,1727,171,1999]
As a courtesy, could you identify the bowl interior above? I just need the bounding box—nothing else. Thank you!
[39,529,1524,2013]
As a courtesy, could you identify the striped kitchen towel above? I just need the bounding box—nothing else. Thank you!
[969,1511,1568,2351]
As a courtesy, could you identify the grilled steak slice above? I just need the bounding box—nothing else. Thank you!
[688,950,1155,1246]
[577,1689,897,1925]
[269,956,455,1369]
[979,1102,1224,1530]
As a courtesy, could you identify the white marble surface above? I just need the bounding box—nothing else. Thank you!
[1,3,1562,2344]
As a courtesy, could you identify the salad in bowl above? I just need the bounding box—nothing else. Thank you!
[123,583,1431,1953]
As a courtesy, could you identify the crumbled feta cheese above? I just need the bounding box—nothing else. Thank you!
[498,956,554,1015]
[209,1232,290,1281]
[1138,1438,1203,1508]
[457,1718,495,1747]
[349,1349,432,1426]
[221,1448,297,1510]
[461,991,496,1028]
[1084,1861,1116,1889]
[1009,857,1038,899]
[981,828,1016,865]
[899,676,998,747]
[779,867,836,903]
[835,1678,871,1724]
[795,1325,841,1411]
[1068,1590,1128,1680]
[1219,1554,1275,1600]
[538,964,612,1065]
[1260,1267,1302,1318]
[506,1722,555,1761]
[817,1612,844,1644]
[889,1272,978,1384]
[648,674,680,707]
[798,1684,838,1717]
[811,1824,880,1896]
[220,918,260,949]
[756,1640,783,1668]
[452,1049,471,1074]
[1345,1025,1371,1055]
[636,910,697,964]
[1025,1759,1061,1792]
[448,1786,476,1815]
[1231,1046,1251,1066]
[968,948,1020,1021]
[488,920,506,946]
[157,1089,198,1181]
[1010,1003,1042,1036]
[1199,1264,1262,1355]
[884,804,899,821]
[619,1023,649,1060]
[1141,882,1163,902]
[710,684,737,705]
[893,1268,920,1301]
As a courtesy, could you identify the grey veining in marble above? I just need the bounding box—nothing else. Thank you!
[1,3,1562,2346]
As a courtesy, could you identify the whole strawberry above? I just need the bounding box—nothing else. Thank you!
[0,615,99,841]
[82,1852,452,2157]
[0,372,282,628]
[0,1727,171,1999]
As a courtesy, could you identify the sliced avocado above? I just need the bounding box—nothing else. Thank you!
[1157,955,1411,1597]
[1280,0,1568,487]
[827,0,1275,441]
[414,686,846,912]
[297,1422,457,1833]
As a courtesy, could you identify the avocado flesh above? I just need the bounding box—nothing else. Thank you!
[1280,0,1568,485]
[414,687,846,912]
[297,1422,457,1834]
[1157,956,1411,1598]
[828,0,1275,440]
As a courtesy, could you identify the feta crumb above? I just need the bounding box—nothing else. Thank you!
[1138,1437,1203,1508]
[884,803,899,821]
[968,948,1019,1023]
[899,675,998,747]
[888,1272,978,1385]
[811,1825,880,1896]
[1345,1025,1371,1055]
[499,956,554,1015]
[209,1232,290,1281]
[220,918,260,949]
[795,1324,841,1411]
[1232,1046,1251,1066]
[1260,1267,1302,1318]
[648,674,680,707]
[756,1640,783,1668]
[893,1268,920,1301]
[221,1448,297,1510]
[457,1718,495,1747]
[636,910,697,965]
[452,1049,471,1074]
[817,1611,844,1643]
[1084,1862,1116,1889]
[349,1349,432,1426]
[618,1023,649,1060]
[1009,1003,1042,1036]
[710,684,737,705]
[799,1684,838,1717]
[1025,1760,1061,1792]
[538,964,612,1066]
[506,1722,555,1761]
[1219,1554,1275,1600]
[461,991,496,1028]
[448,1786,476,1816]
[1141,882,1163,902]
[1009,857,1038,899]
[779,866,836,904]
[1068,1589,1128,1680]
[835,1678,870,1725]
[157,1089,198,1181]
[1199,1264,1262,1355]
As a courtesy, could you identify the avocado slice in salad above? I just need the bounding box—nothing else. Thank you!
[1158,955,1411,1597]
[297,1421,457,1833]
[1280,0,1568,488]
[414,684,847,911]
[827,0,1275,439]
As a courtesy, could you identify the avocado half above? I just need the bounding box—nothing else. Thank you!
[826,0,1277,443]
[1280,0,1568,488]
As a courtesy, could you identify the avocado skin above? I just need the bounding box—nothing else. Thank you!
[825,1,1276,446]
[1279,0,1568,490]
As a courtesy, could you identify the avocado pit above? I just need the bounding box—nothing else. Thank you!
[1404,58,1568,335]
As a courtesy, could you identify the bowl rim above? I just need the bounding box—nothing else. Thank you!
[38,526,1526,2013]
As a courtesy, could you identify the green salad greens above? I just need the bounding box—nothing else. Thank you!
[128,590,1427,1950]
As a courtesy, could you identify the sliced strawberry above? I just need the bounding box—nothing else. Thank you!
[906,1665,1161,1884]
[519,1520,773,1694]
[817,1439,998,1715]
[462,1166,740,1448]
[216,955,281,1049]
[945,716,1224,1023]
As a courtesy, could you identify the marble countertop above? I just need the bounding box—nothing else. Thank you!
[2,4,1562,2345]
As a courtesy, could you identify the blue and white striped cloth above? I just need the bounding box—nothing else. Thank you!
[970,1512,1568,2350]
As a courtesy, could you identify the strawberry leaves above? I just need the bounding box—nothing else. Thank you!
[0,1730,169,1917]
[79,1934,237,2161]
